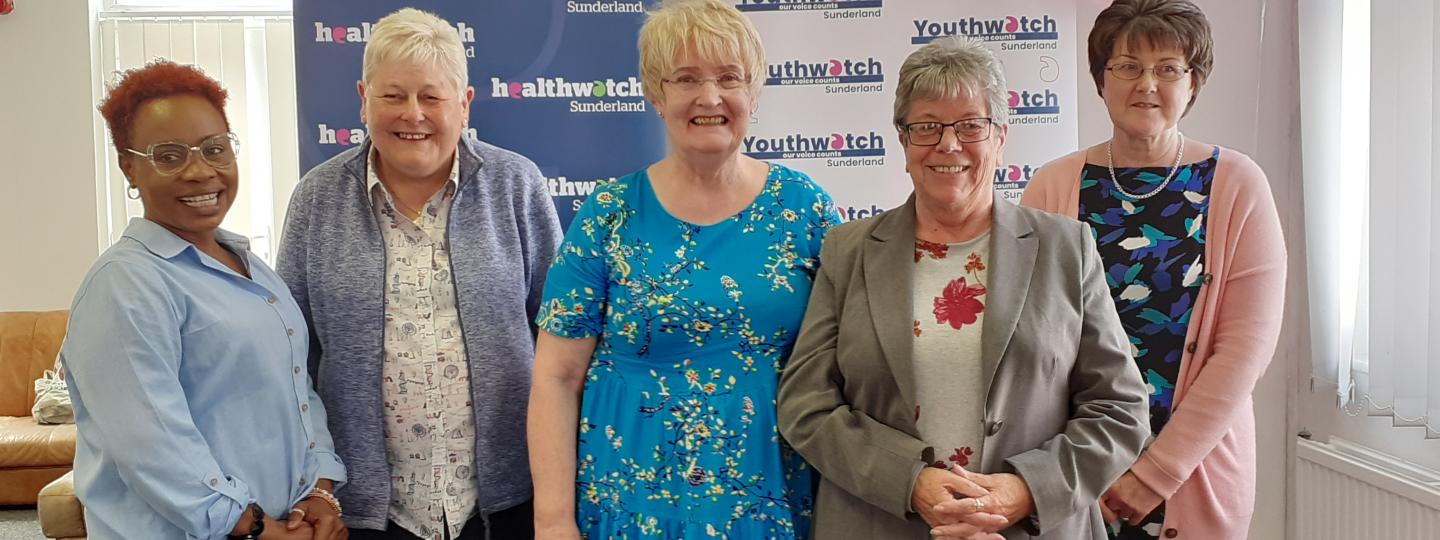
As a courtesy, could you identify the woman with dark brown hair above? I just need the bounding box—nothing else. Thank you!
[1023,1,1286,538]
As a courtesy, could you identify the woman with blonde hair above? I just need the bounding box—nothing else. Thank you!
[527,1,838,538]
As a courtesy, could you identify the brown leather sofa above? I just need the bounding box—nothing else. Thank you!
[0,310,77,505]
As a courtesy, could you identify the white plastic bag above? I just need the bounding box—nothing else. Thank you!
[32,369,74,424]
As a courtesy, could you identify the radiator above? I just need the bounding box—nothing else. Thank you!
[1296,438,1440,539]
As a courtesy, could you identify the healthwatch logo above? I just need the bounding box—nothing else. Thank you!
[911,15,1059,47]
[316,125,478,146]
[766,57,883,86]
[736,0,882,13]
[313,21,476,45]
[743,131,884,160]
[489,76,647,113]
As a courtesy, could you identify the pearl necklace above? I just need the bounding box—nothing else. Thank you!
[1107,132,1184,200]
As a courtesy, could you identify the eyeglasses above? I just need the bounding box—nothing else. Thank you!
[124,133,240,176]
[899,118,996,146]
[1105,62,1192,82]
[661,73,750,94]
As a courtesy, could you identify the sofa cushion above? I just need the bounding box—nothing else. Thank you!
[0,311,69,417]
[0,416,76,467]
[38,471,87,539]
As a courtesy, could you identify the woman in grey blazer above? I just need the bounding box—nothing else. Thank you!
[776,37,1150,540]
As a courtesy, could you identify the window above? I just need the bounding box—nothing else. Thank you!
[1305,0,1439,439]
[96,2,297,263]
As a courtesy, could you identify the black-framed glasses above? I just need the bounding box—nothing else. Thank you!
[661,73,750,94]
[1105,62,1192,82]
[124,132,240,176]
[899,118,996,146]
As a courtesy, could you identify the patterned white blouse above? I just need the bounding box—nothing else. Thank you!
[367,149,476,540]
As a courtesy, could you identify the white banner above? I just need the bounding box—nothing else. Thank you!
[740,0,1079,219]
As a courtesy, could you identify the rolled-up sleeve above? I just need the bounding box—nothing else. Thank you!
[63,262,250,539]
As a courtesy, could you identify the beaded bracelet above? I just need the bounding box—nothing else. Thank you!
[305,487,343,518]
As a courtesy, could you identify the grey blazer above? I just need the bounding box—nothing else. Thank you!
[777,195,1149,539]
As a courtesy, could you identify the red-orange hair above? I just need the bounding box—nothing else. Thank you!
[99,60,229,152]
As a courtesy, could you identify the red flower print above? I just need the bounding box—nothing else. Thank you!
[915,240,949,263]
[965,252,986,274]
[934,277,986,329]
[948,447,974,467]
[913,320,922,337]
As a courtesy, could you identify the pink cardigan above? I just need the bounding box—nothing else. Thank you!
[1021,147,1286,539]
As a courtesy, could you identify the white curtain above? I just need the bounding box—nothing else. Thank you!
[97,16,299,263]
[1364,0,1440,439]
[1303,0,1440,439]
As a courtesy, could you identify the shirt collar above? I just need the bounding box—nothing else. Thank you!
[364,145,461,204]
[122,217,251,260]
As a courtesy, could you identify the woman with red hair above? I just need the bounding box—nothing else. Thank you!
[60,60,349,540]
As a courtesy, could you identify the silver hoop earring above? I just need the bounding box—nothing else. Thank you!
[126,185,140,200]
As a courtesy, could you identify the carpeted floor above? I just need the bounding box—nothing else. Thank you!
[0,508,42,540]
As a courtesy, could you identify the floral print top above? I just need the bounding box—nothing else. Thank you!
[1079,148,1218,539]
[536,163,839,539]
[912,233,991,472]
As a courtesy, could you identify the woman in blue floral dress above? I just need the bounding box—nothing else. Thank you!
[526,1,838,538]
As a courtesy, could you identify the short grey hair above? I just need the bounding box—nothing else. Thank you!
[893,37,1009,127]
[363,8,468,93]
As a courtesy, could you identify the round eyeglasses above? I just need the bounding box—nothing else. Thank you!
[900,118,996,146]
[1105,62,1192,82]
[125,132,240,176]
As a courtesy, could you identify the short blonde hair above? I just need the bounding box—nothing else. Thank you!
[893,37,1009,126]
[363,8,468,93]
[638,0,765,103]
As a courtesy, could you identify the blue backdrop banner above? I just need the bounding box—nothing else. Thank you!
[293,1,666,227]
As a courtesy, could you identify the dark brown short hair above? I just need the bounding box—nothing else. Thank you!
[99,59,229,153]
[1088,0,1213,112]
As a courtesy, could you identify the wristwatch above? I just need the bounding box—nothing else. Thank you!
[230,503,265,539]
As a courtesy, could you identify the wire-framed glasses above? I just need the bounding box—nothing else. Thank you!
[124,132,240,176]
[1105,62,1192,82]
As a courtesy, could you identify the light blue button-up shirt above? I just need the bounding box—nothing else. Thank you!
[61,218,346,539]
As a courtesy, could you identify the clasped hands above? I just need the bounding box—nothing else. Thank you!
[911,465,1034,540]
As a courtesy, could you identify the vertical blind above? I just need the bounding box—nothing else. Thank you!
[97,16,299,263]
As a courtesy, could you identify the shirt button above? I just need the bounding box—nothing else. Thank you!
[287,328,295,336]
[294,366,302,375]
[266,296,277,304]
[309,442,316,449]
[299,478,306,486]
[209,478,218,486]
[1202,273,1214,285]
[1186,342,1198,353]
[1164,528,1179,538]
[987,420,1004,436]
[301,404,309,412]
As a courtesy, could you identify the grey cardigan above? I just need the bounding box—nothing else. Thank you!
[276,137,562,530]
[777,195,1149,539]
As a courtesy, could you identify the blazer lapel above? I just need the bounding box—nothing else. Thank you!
[980,196,1037,396]
[864,197,919,406]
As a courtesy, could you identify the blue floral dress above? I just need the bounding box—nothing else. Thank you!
[536,163,838,539]
[1079,147,1218,540]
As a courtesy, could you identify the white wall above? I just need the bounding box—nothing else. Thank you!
[0,0,103,311]
[1069,1,1300,538]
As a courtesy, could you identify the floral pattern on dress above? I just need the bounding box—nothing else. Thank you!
[1080,147,1218,540]
[537,163,839,539]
